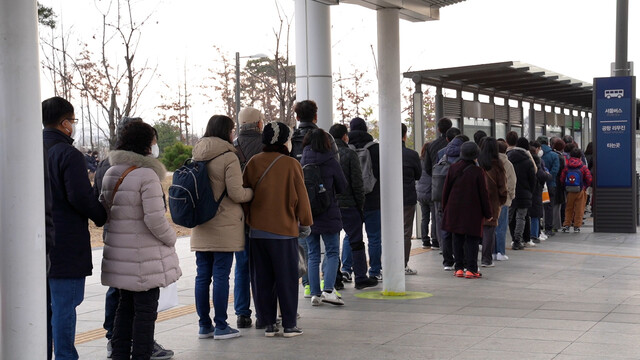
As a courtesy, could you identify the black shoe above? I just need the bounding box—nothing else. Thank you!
[237,315,252,329]
[422,241,431,249]
[544,230,555,237]
[532,238,541,244]
[265,324,279,337]
[512,242,524,250]
[283,326,303,338]
[255,319,266,330]
[355,277,379,290]
[334,280,345,291]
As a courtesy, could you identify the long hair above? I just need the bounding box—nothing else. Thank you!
[302,128,331,153]
[204,115,235,143]
[478,137,503,173]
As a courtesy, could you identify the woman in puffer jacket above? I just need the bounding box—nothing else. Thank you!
[191,115,254,340]
[100,121,181,360]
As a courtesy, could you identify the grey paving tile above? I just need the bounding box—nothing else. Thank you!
[611,304,640,314]
[589,321,640,334]
[492,327,584,342]
[561,342,640,358]
[431,314,520,327]
[387,333,485,349]
[576,330,640,345]
[454,306,533,318]
[524,309,607,322]
[470,337,571,354]
[508,318,596,331]
[452,349,554,360]
[413,324,503,337]
[600,312,640,324]
[538,301,617,313]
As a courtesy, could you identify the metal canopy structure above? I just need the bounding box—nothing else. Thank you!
[405,61,594,109]
[341,0,465,21]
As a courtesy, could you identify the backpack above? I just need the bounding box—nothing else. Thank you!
[565,166,583,193]
[168,151,230,228]
[290,127,311,162]
[431,155,455,202]
[349,141,377,194]
[302,163,331,216]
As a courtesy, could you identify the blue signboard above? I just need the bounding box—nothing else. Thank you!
[594,76,634,188]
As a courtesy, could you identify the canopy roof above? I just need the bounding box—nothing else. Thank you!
[341,0,466,21]
[405,61,594,109]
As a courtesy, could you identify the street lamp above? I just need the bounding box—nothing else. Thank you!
[235,52,268,134]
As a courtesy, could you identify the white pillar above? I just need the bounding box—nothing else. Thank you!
[295,0,333,130]
[0,0,47,358]
[412,82,424,238]
[377,8,405,295]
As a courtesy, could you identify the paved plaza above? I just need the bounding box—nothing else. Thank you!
[75,218,640,359]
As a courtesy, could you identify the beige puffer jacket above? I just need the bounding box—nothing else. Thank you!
[190,137,253,252]
[100,150,181,292]
[500,153,517,207]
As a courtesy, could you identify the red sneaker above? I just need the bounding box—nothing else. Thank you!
[465,271,482,279]
[454,270,464,277]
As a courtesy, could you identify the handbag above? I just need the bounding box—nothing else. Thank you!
[542,183,550,203]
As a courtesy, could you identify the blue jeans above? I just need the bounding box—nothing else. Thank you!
[305,232,340,296]
[364,209,382,277]
[341,236,353,273]
[49,277,85,360]
[298,237,309,286]
[234,240,252,317]
[494,205,509,255]
[195,251,233,330]
[530,217,540,239]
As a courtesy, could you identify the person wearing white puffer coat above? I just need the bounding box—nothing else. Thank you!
[100,121,181,360]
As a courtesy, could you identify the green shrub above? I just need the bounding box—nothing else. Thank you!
[161,142,192,171]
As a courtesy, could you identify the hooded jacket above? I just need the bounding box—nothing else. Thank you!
[541,144,560,187]
[559,157,592,191]
[499,153,517,207]
[402,142,422,206]
[437,137,465,163]
[348,129,381,210]
[100,150,181,291]
[191,137,254,252]
[335,138,365,210]
[43,128,107,278]
[507,147,537,209]
[300,146,348,234]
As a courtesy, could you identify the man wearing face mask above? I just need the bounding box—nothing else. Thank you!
[43,96,108,360]
[93,117,173,359]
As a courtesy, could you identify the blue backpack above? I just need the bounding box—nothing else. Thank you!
[564,166,582,193]
[169,152,229,228]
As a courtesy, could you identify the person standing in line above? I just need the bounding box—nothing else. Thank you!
[243,121,312,337]
[550,138,566,231]
[191,115,254,340]
[43,96,108,360]
[478,138,507,268]
[348,117,383,280]
[232,107,265,329]
[560,147,592,232]
[423,117,453,249]
[301,129,348,305]
[401,124,422,275]
[507,137,537,250]
[100,122,181,359]
[538,136,559,237]
[329,124,379,290]
[529,141,551,244]
[416,141,437,249]
[494,140,516,261]
[441,142,493,279]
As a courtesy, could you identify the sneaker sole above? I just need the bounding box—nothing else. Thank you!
[150,354,173,360]
[265,332,278,337]
[283,331,303,338]
[198,333,214,339]
[214,333,241,340]
[321,299,344,306]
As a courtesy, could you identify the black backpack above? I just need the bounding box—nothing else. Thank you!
[302,163,331,216]
[290,127,311,162]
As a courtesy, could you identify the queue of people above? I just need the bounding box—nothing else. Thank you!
[43,94,593,359]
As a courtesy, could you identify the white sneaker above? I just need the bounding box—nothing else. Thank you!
[496,253,509,261]
[539,232,548,241]
[321,291,344,306]
[311,295,322,306]
[528,241,536,247]
[443,266,454,271]
[405,266,418,275]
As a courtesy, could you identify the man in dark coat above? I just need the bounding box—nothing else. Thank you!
[401,124,422,275]
[426,119,453,250]
[348,117,383,280]
[330,124,378,290]
[290,100,338,161]
[43,97,108,360]
[507,137,536,250]
[538,136,559,236]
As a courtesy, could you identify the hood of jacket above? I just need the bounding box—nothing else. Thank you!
[192,136,236,162]
[444,137,464,158]
[108,150,167,181]
[301,146,334,165]
[566,157,584,168]
[348,130,374,148]
[507,147,530,165]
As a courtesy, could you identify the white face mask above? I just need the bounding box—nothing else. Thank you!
[66,121,77,139]
[151,144,160,158]
[537,150,543,157]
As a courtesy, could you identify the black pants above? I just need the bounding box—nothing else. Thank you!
[452,233,480,273]
[544,186,556,231]
[250,237,299,329]
[403,205,416,267]
[481,226,496,265]
[112,287,159,360]
[340,207,368,283]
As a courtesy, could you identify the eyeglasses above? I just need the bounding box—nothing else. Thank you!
[65,118,78,124]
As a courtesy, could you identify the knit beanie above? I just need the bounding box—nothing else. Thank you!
[459,141,479,161]
[262,121,291,146]
[350,117,367,132]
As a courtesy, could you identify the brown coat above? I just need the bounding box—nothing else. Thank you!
[190,137,253,252]
[243,151,313,237]
[483,159,508,226]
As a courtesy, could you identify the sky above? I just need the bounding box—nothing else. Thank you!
[38,0,639,137]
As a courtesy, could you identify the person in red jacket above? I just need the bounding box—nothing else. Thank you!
[560,147,592,232]
[441,142,493,279]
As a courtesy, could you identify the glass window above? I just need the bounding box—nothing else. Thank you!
[535,126,544,139]
[510,125,522,136]
[547,125,562,138]
[574,131,582,148]
[463,117,492,138]
[495,122,507,140]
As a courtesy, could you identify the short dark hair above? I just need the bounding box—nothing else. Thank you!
[204,115,235,143]
[401,123,408,138]
[473,130,487,145]
[117,122,156,156]
[530,141,541,149]
[454,134,470,142]
[564,143,576,154]
[329,123,348,140]
[506,131,518,146]
[42,96,74,127]
[437,117,453,135]
[552,138,565,152]
[516,137,529,150]
[570,147,583,159]
[497,140,508,154]
[302,128,331,153]
[585,142,593,155]
[445,127,461,141]
[562,134,574,145]
[294,100,318,122]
